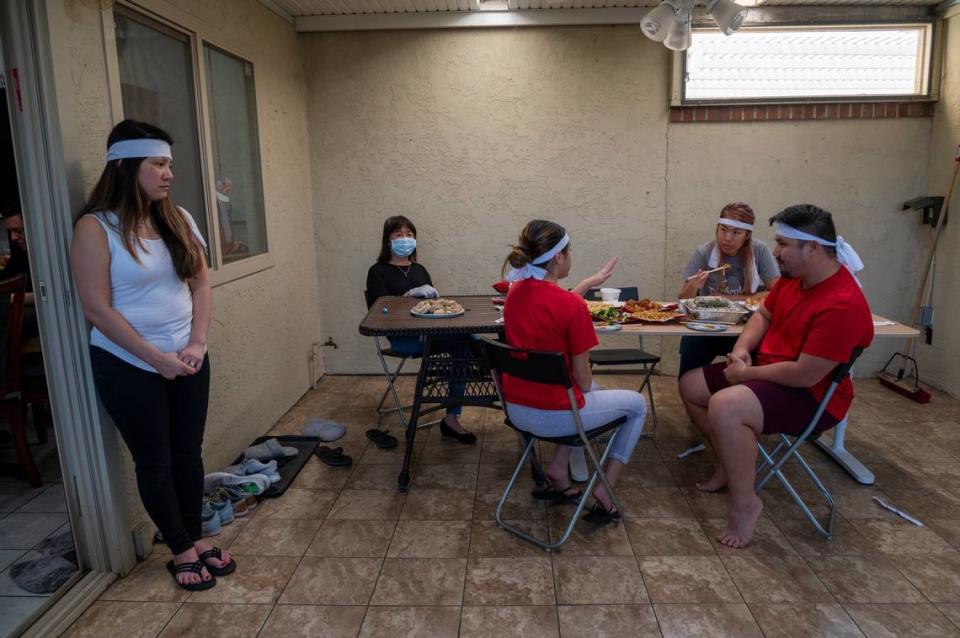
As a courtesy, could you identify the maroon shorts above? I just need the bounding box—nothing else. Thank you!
[701,363,840,437]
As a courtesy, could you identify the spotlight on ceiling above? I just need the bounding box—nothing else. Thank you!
[641,0,747,51]
[706,0,747,35]
[663,12,691,51]
[640,1,678,43]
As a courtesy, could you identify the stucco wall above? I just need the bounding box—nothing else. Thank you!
[46,0,320,531]
[304,25,931,377]
[919,15,960,397]
[306,26,671,373]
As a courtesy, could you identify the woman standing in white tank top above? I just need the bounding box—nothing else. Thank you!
[71,119,234,591]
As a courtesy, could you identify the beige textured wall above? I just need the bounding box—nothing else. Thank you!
[306,26,671,373]
[305,25,931,377]
[46,0,319,530]
[919,15,960,396]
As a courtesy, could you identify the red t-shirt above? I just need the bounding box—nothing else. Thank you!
[757,267,874,420]
[502,279,599,410]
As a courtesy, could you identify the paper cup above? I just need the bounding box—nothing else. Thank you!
[600,288,621,302]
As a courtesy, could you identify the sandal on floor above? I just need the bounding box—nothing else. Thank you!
[531,486,583,503]
[365,429,398,450]
[166,559,216,591]
[582,501,622,525]
[314,445,353,467]
[198,547,236,577]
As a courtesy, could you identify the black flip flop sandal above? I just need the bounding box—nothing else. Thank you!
[531,486,583,503]
[166,559,216,591]
[365,429,398,450]
[582,501,622,525]
[198,547,236,577]
[314,445,353,467]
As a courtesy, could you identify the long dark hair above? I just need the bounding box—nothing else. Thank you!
[502,219,568,276]
[377,215,418,264]
[716,202,756,292]
[76,119,203,281]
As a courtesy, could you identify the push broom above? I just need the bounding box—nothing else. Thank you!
[878,143,960,402]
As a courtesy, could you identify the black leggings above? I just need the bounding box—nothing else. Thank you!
[90,346,210,554]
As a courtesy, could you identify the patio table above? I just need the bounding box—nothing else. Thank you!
[614,313,919,485]
[360,295,918,488]
[359,295,504,491]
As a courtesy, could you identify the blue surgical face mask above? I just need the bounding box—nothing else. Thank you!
[390,237,416,257]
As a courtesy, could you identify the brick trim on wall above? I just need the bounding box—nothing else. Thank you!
[670,101,934,124]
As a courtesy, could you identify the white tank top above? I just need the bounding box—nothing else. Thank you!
[88,209,207,373]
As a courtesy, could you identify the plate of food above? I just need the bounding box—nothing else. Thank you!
[686,322,727,333]
[410,298,465,318]
[743,293,767,312]
[622,299,683,323]
[587,301,624,324]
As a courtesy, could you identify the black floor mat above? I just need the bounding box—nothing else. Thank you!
[234,435,319,498]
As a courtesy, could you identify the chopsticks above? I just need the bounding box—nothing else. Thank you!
[685,264,730,281]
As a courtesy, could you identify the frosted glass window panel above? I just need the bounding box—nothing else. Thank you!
[114,10,209,245]
[204,44,267,263]
[685,28,926,101]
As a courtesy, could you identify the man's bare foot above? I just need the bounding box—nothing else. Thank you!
[172,547,211,586]
[696,466,728,493]
[194,539,232,571]
[716,493,763,549]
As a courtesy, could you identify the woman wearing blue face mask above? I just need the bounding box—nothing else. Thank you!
[365,215,476,443]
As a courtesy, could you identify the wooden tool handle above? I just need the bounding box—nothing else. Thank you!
[900,143,960,358]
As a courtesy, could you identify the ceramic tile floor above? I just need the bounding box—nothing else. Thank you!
[64,374,960,638]
[0,432,73,638]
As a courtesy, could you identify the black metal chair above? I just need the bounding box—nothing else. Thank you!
[481,337,627,551]
[754,347,865,539]
[584,286,659,434]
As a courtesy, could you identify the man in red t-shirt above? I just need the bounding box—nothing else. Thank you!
[678,204,873,549]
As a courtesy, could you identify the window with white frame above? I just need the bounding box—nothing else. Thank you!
[113,6,269,272]
[681,24,934,104]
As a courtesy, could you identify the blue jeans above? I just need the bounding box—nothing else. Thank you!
[505,384,646,464]
[387,336,470,416]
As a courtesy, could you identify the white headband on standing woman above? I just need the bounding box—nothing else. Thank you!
[106,139,173,162]
[776,223,865,278]
[506,233,571,282]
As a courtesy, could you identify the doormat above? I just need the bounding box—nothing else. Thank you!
[234,435,319,498]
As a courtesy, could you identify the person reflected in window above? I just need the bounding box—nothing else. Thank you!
[365,215,477,444]
[0,204,39,340]
[71,119,234,591]
[215,177,247,257]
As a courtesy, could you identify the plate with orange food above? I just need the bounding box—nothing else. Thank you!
[620,299,684,324]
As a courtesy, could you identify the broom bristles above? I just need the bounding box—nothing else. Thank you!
[878,372,932,404]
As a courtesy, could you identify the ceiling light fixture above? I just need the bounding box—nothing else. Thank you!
[641,0,747,51]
